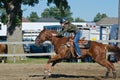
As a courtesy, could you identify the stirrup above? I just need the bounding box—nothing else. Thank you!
[76,56,82,59]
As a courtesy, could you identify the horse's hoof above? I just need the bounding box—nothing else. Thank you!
[104,72,109,78]
[43,74,50,79]
[44,70,51,75]
[44,70,48,75]
[113,76,116,79]
[43,76,46,79]
[48,72,51,76]
[113,72,117,79]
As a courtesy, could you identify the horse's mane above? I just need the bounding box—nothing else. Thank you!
[43,29,58,34]
[44,29,69,41]
[50,30,58,34]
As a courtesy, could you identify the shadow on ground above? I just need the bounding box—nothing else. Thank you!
[29,74,107,80]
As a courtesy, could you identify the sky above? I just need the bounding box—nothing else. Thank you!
[22,0,118,21]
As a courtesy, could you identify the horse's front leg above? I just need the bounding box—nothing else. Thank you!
[45,60,60,77]
[44,54,63,77]
[50,59,62,73]
[44,62,51,76]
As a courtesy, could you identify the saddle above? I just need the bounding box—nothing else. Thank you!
[67,37,91,49]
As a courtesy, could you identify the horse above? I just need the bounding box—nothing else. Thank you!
[35,29,120,78]
[0,44,8,63]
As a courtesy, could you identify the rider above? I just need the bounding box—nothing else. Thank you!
[52,18,82,58]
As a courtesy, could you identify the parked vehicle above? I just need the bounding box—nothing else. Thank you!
[23,38,33,53]
[23,38,52,54]
[30,43,52,53]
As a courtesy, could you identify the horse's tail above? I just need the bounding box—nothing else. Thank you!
[106,44,120,60]
[106,44,120,53]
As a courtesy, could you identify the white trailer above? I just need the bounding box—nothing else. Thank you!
[22,22,96,41]
[89,26,110,44]
[0,22,7,36]
[0,22,7,41]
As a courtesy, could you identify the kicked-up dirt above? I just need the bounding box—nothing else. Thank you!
[0,63,120,80]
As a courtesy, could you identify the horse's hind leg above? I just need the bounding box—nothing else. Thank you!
[98,60,117,78]
[96,60,112,78]
[106,61,116,78]
[2,57,7,63]
[101,60,116,78]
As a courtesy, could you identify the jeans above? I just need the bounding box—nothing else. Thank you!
[73,30,82,56]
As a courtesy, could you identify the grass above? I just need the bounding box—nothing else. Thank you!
[6,57,49,64]
[6,57,81,64]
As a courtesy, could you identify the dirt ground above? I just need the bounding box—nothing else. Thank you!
[0,63,120,80]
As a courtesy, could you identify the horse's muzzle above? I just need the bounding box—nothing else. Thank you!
[35,42,40,47]
[35,37,40,47]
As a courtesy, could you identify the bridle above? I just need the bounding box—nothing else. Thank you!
[35,30,53,45]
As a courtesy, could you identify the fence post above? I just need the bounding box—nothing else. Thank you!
[13,44,16,63]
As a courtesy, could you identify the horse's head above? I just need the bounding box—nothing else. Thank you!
[35,29,57,46]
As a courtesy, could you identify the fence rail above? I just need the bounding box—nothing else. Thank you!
[0,40,120,44]
[0,40,120,63]
[0,53,55,57]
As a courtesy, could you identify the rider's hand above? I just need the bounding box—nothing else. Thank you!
[52,33,57,36]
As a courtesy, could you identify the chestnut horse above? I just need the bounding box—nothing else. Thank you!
[0,44,8,63]
[35,29,120,78]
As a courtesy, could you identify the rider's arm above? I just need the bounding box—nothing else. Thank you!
[57,28,67,37]
[52,28,67,37]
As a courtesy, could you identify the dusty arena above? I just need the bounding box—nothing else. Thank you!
[0,63,120,80]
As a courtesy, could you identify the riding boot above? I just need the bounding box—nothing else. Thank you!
[76,55,82,59]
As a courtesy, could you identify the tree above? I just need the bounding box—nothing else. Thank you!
[0,0,39,34]
[75,17,85,22]
[27,12,39,22]
[0,0,69,37]
[93,13,107,22]
[0,0,69,54]
[101,13,107,18]
[0,0,39,54]
[41,6,73,20]
[1,12,7,24]
[47,0,70,17]
[41,7,61,18]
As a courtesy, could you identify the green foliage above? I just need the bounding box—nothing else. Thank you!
[15,15,22,25]
[47,0,69,9]
[67,17,74,22]
[22,0,39,6]
[101,13,107,18]
[1,12,8,24]
[27,12,39,22]
[0,0,39,35]
[7,57,49,64]
[41,7,60,18]
[75,17,85,22]
[47,0,70,17]
[41,6,73,20]
[94,13,108,22]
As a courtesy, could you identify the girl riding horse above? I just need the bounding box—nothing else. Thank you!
[35,29,120,79]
